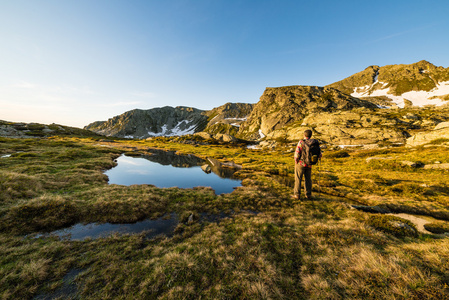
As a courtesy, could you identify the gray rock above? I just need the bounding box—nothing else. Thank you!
[423,163,449,170]
[187,214,194,225]
[401,161,424,168]
[194,132,213,140]
[201,164,211,173]
[214,133,237,143]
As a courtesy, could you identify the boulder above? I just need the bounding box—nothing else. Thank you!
[265,110,405,146]
[201,164,211,173]
[214,133,237,143]
[423,163,449,170]
[406,122,449,146]
[194,132,213,140]
[401,161,424,168]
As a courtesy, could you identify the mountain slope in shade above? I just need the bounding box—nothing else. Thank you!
[84,106,208,139]
[203,102,254,136]
[327,60,449,108]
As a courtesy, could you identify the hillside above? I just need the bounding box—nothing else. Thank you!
[82,61,449,146]
[203,102,254,136]
[0,120,103,138]
[236,85,379,141]
[327,60,449,107]
[84,106,208,139]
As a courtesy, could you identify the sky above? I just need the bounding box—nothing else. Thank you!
[1,0,449,128]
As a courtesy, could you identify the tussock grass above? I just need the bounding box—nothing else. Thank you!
[1,136,449,298]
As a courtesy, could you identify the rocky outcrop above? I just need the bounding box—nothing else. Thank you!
[406,122,449,146]
[236,86,378,141]
[0,120,100,138]
[265,110,407,145]
[85,106,208,139]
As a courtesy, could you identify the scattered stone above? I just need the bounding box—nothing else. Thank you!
[187,214,194,225]
[365,156,393,163]
[217,133,237,143]
[407,122,449,146]
[423,163,449,170]
[401,161,424,168]
[404,113,419,120]
[201,164,211,173]
[194,132,213,140]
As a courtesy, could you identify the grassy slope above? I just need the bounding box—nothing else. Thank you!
[1,136,448,299]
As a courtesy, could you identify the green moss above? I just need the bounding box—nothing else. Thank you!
[424,221,449,234]
[325,150,350,158]
[367,215,418,237]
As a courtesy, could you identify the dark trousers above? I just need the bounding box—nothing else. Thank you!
[294,164,312,198]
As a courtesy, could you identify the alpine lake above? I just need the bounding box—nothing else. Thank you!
[39,149,242,241]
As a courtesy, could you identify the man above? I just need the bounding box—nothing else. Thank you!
[292,129,322,200]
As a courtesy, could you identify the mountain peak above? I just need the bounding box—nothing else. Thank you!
[327,61,449,107]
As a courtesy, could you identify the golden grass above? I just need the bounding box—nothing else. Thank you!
[1,136,449,298]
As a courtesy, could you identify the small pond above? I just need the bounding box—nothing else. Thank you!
[36,211,244,241]
[104,151,242,195]
[37,213,178,241]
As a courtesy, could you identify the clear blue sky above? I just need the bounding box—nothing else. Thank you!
[1,0,448,128]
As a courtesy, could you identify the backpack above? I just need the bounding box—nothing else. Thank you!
[301,139,321,165]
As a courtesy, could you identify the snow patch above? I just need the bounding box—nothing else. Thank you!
[351,80,449,108]
[338,145,362,149]
[230,123,240,127]
[147,121,197,137]
[258,129,265,139]
[224,117,247,121]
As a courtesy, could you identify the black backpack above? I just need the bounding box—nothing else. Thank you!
[301,139,321,165]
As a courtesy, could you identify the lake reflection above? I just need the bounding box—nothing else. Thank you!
[105,153,241,194]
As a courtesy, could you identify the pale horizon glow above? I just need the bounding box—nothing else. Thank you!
[1,0,448,128]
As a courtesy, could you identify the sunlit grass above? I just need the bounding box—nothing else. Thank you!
[1,136,449,298]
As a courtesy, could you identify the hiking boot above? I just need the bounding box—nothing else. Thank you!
[306,195,313,200]
[291,195,300,200]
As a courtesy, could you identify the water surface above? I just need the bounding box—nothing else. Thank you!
[105,153,241,194]
[39,213,178,241]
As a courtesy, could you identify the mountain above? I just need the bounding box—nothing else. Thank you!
[327,60,449,108]
[203,102,254,136]
[83,61,449,146]
[0,120,103,138]
[235,85,378,140]
[84,106,208,139]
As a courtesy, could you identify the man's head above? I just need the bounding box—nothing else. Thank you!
[304,129,312,139]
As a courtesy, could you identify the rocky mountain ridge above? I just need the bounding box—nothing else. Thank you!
[82,61,449,145]
[327,60,449,108]
[84,106,208,139]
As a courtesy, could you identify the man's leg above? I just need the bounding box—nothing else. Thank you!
[303,167,312,198]
[293,163,302,197]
